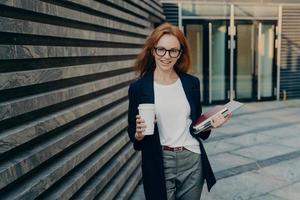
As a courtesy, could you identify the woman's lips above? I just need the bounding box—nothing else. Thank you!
[160,60,172,65]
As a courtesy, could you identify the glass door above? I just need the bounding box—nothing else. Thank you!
[258,22,276,100]
[210,21,228,103]
[184,20,276,104]
[184,20,229,105]
[234,20,277,101]
[235,21,255,100]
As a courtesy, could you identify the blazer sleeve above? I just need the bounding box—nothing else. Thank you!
[127,82,143,150]
[193,77,211,141]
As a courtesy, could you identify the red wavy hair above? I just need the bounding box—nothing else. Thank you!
[134,23,191,78]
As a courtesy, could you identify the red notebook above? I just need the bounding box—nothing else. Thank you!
[193,101,243,134]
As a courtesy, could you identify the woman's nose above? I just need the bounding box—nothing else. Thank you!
[162,51,171,59]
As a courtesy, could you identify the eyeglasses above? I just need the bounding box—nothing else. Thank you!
[153,47,181,58]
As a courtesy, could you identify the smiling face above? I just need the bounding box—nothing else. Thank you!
[153,34,181,72]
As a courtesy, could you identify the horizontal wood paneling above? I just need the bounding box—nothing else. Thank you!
[103,0,150,19]
[0,45,140,59]
[0,0,164,199]
[0,1,151,36]
[0,87,129,154]
[70,0,151,28]
[0,17,146,45]
[0,72,134,120]
[0,60,134,90]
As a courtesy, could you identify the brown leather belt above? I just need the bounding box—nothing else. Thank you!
[162,146,187,152]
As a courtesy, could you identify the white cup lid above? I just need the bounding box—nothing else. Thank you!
[138,104,155,109]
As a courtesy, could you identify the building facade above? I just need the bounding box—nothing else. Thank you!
[162,0,300,104]
[0,0,164,199]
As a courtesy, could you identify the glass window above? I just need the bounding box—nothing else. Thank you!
[182,4,230,17]
[234,5,278,18]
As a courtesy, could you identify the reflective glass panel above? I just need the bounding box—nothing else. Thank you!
[211,22,227,101]
[186,24,204,101]
[236,24,254,99]
[260,24,274,97]
[182,4,230,17]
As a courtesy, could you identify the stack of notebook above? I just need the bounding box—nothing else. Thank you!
[193,100,244,134]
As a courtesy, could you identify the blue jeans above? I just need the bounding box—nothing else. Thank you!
[162,148,204,200]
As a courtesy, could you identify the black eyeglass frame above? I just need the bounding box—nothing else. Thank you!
[153,47,182,58]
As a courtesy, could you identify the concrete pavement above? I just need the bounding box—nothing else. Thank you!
[130,100,300,200]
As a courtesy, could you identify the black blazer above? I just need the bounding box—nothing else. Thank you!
[127,71,216,200]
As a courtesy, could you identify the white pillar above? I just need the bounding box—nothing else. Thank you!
[229,4,235,101]
[276,5,282,100]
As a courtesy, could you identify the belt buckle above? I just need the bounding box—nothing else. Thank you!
[175,147,184,152]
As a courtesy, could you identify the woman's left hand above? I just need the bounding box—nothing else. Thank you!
[211,112,232,128]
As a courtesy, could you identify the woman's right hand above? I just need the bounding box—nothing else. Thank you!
[135,115,146,141]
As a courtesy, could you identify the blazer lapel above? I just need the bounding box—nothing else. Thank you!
[140,72,155,104]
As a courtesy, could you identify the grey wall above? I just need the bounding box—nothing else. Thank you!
[0,0,164,199]
[280,6,300,99]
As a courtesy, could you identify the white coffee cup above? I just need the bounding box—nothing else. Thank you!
[138,104,155,135]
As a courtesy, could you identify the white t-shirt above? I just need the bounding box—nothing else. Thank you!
[154,79,200,154]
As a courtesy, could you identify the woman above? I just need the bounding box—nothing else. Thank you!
[127,23,230,200]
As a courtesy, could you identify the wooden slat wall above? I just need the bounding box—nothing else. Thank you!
[0,0,164,199]
[280,6,300,99]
